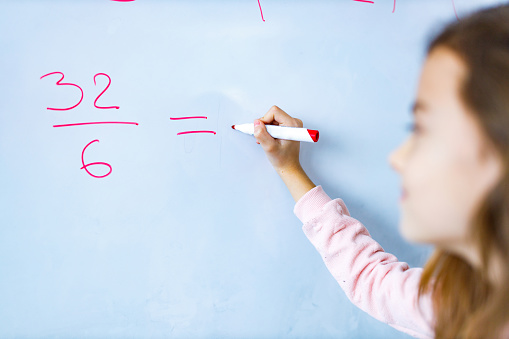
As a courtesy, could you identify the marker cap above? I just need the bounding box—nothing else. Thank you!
[308,129,319,142]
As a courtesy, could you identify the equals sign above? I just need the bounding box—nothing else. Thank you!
[170,116,217,135]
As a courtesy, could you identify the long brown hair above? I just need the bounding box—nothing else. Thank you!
[418,5,509,338]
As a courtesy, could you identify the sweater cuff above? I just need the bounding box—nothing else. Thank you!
[293,185,333,224]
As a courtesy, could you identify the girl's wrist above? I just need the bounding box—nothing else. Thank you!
[276,164,316,202]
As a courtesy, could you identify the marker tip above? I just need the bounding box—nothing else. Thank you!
[231,125,235,129]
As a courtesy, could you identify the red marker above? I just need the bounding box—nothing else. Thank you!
[232,123,319,143]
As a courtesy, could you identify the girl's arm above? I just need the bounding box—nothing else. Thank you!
[294,186,434,338]
[253,106,434,338]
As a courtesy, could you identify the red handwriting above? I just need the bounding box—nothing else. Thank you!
[177,131,216,136]
[258,0,265,22]
[53,121,138,128]
[41,72,118,111]
[41,73,131,178]
[94,73,120,110]
[111,0,135,2]
[170,116,207,120]
[40,72,84,111]
[353,0,374,3]
[170,116,216,136]
[393,0,396,13]
[81,140,112,179]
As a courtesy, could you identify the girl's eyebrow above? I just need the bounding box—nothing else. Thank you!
[411,100,427,116]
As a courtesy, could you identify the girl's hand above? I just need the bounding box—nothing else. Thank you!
[253,105,303,172]
[253,106,316,202]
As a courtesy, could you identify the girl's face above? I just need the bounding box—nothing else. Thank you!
[389,47,503,265]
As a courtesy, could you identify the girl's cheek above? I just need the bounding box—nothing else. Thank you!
[410,145,449,204]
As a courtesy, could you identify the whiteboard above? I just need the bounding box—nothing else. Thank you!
[0,0,505,337]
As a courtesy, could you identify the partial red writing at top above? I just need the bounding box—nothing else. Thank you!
[258,0,265,22]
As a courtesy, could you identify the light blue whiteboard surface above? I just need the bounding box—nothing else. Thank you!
[0,0,506,338]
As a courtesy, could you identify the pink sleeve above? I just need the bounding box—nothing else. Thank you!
[294,186,435,339]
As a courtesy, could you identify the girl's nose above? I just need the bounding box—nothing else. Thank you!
[389,137,411,174]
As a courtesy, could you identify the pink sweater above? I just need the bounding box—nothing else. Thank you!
[294,186,435,339]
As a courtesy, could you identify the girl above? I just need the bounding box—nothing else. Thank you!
[253,4,509,339]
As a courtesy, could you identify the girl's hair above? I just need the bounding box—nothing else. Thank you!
[418,4,509,338]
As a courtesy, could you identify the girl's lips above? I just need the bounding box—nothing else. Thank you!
[401,189,407,201]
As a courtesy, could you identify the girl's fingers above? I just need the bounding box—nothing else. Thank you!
[260,105,301,127]
[253,119,278,151]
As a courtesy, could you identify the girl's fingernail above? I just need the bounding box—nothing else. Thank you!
[254,120,261,127]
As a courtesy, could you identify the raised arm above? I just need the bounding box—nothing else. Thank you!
[294,186,434,338]
[253,106,434,338]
